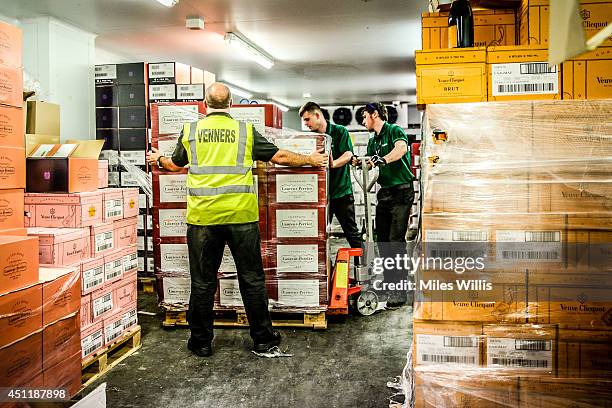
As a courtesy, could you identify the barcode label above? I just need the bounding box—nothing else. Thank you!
[491,62,558,96]
[93,292,113,318]
[444,336,478,348]
[425,230,488,242]
[501,251,558,260]
[149,63,174,78]
[149,84,175,99]
[123,253,138,271]
[520,63,556,74]
[95,231,114,253]
[105,199,123,218]
[526,231,560,242]
[82,330,103,357]
[497,83,556,93]
[182,92,195,97]
[105,319,125,343]
[105,259,123,280]
[95,65,117,80]
[122,309,138,330]
[453,231,488,242]
[491,358,548,368]
[428,250,484,258]
[516,340,551,351]
[152,71,165,76]
[83,266,104,290]
[421,354,477,364]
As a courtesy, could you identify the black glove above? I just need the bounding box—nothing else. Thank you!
[370,155,387,167]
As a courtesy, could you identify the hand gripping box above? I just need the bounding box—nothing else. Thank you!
[24,190,103,228]
[0,188,25,229]
[42,312,80,370]
[0,283,43,348]
[39,265,81,326]
[103,188,124,222]
[81,256,105,295]
[80,320,104,359]
[90,222,115,258]
[0,235,39,294]
[28,227,91,266]
[0,331,43,388]
[114,217,137,249]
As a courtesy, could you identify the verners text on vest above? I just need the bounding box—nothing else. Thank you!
[198,128,237,143]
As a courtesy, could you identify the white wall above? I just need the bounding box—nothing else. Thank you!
[95,46,134,65]
[21,17,96,141]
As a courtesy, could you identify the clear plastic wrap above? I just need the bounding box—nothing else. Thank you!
[405,99,612,407]
[149,102,332,313]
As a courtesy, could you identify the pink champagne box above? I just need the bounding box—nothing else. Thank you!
[24,191,103,228]
[113,217,137,249]
[102,188,124,223]
[122,188,139,218]
[27,227,91,266]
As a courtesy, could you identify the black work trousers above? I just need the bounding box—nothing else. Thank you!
[329,194,364,249]
[375,184,414,285]
[186,222,275,346]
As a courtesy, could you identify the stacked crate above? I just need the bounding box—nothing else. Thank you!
[148,61,215,104]
[411,99,612,407]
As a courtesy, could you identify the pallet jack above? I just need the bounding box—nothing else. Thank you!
[328,156,386,316]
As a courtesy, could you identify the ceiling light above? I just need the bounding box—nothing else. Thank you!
[302,92,312,98]
[224,32,274,69]
[271,101,290,112]
[219,81,253,99]
[155,0,179,7]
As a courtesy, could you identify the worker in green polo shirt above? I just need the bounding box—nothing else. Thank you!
[353,102,414,306]
[299,102,363,250]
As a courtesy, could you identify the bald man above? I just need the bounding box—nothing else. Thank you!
[147,83,328,357]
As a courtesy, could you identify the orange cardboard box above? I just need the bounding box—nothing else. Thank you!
[0,146,26,189]
[0,283,43,348]
[42,313,80,370]
[0,105,24,148]
[0,64,23,108]
[0,188,24,229]
[0,331,42,388]
[558,327,612,378]
[43,351,82,398]
[528,181,612,214]
[0,227,26,235]
[40,265,81,326]
[518,377,612,407]
[562,47,612,100]
[0,235,39,294]
[0,20,22,67]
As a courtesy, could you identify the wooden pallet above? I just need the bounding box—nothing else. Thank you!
[163,309,327,330]
[79,325,142,393]
[137,277,156,294]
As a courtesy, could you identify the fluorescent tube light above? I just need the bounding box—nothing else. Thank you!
[220,81,253,99]
[224,32,274,69]
[155,0,179,7]
[271,101,289,112]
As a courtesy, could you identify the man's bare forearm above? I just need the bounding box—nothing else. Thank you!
[159,156,183,172]
[270,149,313,167]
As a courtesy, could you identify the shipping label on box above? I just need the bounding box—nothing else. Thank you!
[137,235,144,251]
[219,279,244,307]
[119,151,145,166]
[230,107,266,134]
[94,228,114,255]
[415,333,481,366]
[276,244,319,273]
[120,172,140,187]
[149,84,176,101]
[275,174,319,203]
[162,276,190,304]
[495,230,562,263]
[160,243,189,272]
[81,324,104,358]
[149,62,175,79]
[104,252,124,283]
[92,290,114,319]
[95,65,117,83]
[82,263,104,294]
[486,337,552,370]
[274,138,317,157]
[157,105,199,135]
[138,256,144,272]
[277,279,319,307]
[105,197,123,221]
[122,305,138,330]
[159,209,187,237]
[156,137,179,157]
[275,209,319,238]
[491,62,559,96]
[176,84,204,100]
[159,174,187,203]
[123,251,138,273]
[104,313,124,344]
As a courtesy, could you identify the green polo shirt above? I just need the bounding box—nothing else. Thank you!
[367,122,414,188]
[326,121,354,200]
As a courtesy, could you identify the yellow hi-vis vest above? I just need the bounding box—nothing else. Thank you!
[182,115,258,226]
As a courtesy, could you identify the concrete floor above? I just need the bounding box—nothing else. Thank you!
[78,292,411,408]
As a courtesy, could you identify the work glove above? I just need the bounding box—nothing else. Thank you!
[370,155,387,167]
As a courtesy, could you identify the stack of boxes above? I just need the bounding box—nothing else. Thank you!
[148,61,215,104]
[411,100,612,406]
[416,1,612,105]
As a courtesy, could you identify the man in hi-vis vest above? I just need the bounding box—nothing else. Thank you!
[147,83,328,357]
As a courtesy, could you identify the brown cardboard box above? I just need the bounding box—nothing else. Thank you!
[415,270,528,323]
[422,9,517,50]
[414,370,519,408]
[483,323,557,375]
[415,47,488,104]
[40,265,81,326]
[528,181,612,214]
[0,227,27,235]
[42,312,80,370]
[0,147,26,189]
[518,377,612,407]
[0,331,43,388]
[413,320,483,368]
[567,229,612,273]
[26,101,60,136]
[0,235,39,294]
[558,327,612,378]
[519,0,612,47]
[528,272,612,328]
[25,134,60,156]
[0,188,25,229]
[0,105,24,148]
[562,47,612,100]
[0,283,43,348]
[43,351,82,398]
[487,45,561,101]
